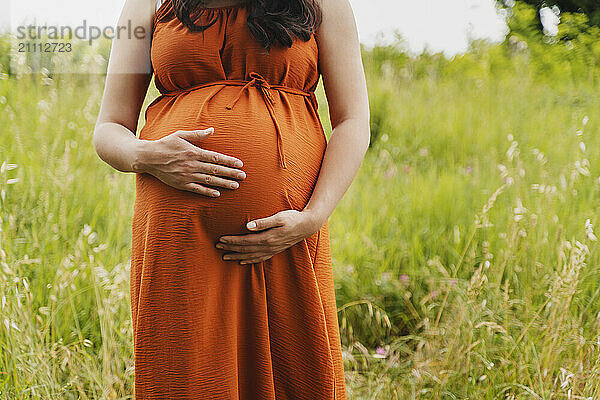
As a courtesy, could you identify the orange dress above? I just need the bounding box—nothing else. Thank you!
[130,1,347,399]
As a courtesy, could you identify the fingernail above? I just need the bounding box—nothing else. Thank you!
[240,261,247,265]
[238,172,246,179]
[223,256,231,260]
[235,160,243,168]
[216,244,224,249]
[231,182,239,189]
[247,221,256,229]
[212,191,220,197]
[220,238,228,243]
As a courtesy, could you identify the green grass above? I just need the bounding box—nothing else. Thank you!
[2,32,600,398]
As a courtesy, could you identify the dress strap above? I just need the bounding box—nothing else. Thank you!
[160,73,320,170]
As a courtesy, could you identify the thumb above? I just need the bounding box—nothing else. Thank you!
[247,213,285,231]
[177,127,214,140]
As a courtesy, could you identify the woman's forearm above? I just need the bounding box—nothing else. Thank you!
[303,117,370,228]
[93,122,143,174]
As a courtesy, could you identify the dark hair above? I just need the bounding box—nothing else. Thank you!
[161,0,322,52]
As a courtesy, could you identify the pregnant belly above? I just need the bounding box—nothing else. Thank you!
[135,87,327,238]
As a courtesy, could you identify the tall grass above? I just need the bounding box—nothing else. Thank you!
[333,34,600,398]
[2,11,600,397]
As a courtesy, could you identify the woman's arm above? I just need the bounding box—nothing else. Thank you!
[301,0,371,225]
[93,0,155,173]
[217,0,370,263]
[93,0,246,197]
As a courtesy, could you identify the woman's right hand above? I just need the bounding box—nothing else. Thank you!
[133,127,246,198]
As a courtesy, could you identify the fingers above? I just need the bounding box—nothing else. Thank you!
[196,162,246,181]
[192,173,240,190]
[240,256,272,264]
[239,256,271,265]
[246,213,285,231]
[221,251,273,265]
[177,128,246,192]
[215,242,263,253]
[198,149,243,169]
[221,252,264,261]
[181,182,221,198]
[219,232,273,246]
[175,127,214,140]
[176,127,244,168]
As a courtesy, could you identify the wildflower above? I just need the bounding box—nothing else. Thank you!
[531,148,546,163]
[87,232,97,244]
[585,219,597,241]
[82,224,92,236]
[3,318,21,332]
[374,347,387,358]
[37,100,51,113]
[0,162,18,173]
[506,141,519,161]
[513,198,527,222]
[559,367,574,389]
[574,159,590,176]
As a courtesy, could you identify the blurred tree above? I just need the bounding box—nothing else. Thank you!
[499,0,600,28]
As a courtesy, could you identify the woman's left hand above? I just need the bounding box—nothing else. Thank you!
[216,210,323,265]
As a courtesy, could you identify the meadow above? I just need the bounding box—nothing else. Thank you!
[2,5,600,398]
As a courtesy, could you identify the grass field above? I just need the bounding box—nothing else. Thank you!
[2,26,600,398]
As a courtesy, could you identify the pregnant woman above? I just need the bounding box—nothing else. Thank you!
[93,0,369,398]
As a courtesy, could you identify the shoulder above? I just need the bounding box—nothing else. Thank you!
[119,0,158,21]
[316,0,356,20]
[315,0,359,43]
[110,0,157,41]
[316,0,358,36]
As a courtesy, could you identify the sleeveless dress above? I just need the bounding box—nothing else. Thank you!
[130,0,347,398]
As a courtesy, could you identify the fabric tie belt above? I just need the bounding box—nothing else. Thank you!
[160,72,319,169]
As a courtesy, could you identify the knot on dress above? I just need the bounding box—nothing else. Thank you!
[225,71,287,169]
[225,72,275,110]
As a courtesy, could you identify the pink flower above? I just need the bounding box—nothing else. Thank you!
[374,347,387,358]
